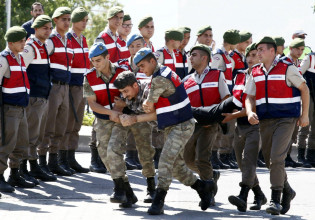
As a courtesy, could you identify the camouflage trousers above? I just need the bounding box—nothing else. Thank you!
[157,119,198,191]
[107,121,155,180]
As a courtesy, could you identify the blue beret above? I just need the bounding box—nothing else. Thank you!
[89,42,107,58]
[127,34,144,47]
[134,48,152,65]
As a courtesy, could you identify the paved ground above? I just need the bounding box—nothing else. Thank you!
[0,152,314,220]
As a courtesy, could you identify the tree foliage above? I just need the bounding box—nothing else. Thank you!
[0,0,122,49]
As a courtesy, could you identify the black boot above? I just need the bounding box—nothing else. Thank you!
[266,190,282,215]
[125,150,141,170]
[68,150,89,173]
[0,174,15,192]
[110,178,127,203]
[280,181,296,214]
[39,155,54,175]
[213,170,220,196]
[220,153,238,169]
[211,151,230,169]
[154,148,162,169]
[89,146,107,173]
[48,153,72,176]
[148,188,167,215]
[58,150,75,174]
[306,148,315,167]
[119,181,138,208]
[144,177,156,203]
[7,168,35,188]
[285,154,302,168]
[258,150,265,163]
[228,184,250,212]
[191,179,214,211]
[257,158,266,167]
[297,148,312,168]
[29,159,57,181]
[250,184,267,210]
[19,159,39,185]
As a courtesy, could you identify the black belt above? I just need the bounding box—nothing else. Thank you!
[52,80,68,85]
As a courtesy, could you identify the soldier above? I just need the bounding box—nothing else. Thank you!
[274,37,285,58]
[118,14,133,42]
[284,30,312,60]
[138,16,155,52]
[245,36,309,215]
[22,2,44,39]
[133,48,214,215]
[196,25,213,49]
[174,27,191,79]
[0,26,35,192]
[226,43,267,212]
[37,7,74,176]
[21,15,57,183]
[95,6,130,63]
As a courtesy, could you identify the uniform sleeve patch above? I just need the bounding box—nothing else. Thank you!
[214,57,220,60]
[24,49,29,53]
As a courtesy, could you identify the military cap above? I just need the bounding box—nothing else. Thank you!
[52,7,71,19]
[223,29,241,45]
[134,48,152,65]
[196,25,212,36]
[245,43,257,57]
[89,42,107,58]
[123,14,131,22]
[165,29,184,41]
[127,34,144,47]
[107,6,123,20]
[179,26,191,34]
[71,7,88,23]
[138,16,153,29]
[239,31,252,43]
[31,15,52,28]
[190,44,211,57]
[273,36,285,47]
[290,38,305,48]
[255,36,277,49]
[4,26,27,42]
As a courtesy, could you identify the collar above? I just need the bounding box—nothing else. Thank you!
[164,45,173,55]
[5,47,18,59]
[221,46,229,56]
[194,66,210,76]
[260,56,279,73]
[105,26,118,39]
[69,29,82,40]
[95,62,116,78]
[52,29,67,41]
[32,36,44,47]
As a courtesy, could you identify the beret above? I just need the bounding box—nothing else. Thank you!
[31,15,52,28]
[165,28,184,41]
[273,36,285,47]
[89,42,107,58]
[245,43,257,57]
[138,16,153,29]
[127,34,144,47]
[290,38,305,48]
[179,26,191,34]
[196,25,212,36]
[190,44,211,57]
[223,29,241,45]
[71,7,88,23]
[107,6,123,20]
[4,26,27,42]
[52,7,71,19]
[134,48,152,65]
[256,36,277,49]
[123,14,131,22]
[239,31,252,43]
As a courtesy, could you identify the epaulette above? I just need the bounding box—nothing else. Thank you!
[84,67,96,76]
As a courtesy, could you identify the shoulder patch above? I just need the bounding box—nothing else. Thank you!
[24,49,29,53]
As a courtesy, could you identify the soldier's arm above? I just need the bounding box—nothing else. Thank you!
[218,72,231,100]
[0,56,9,84]
[153,51,164,65]
[244,75,259,125]
[221,109,247,123]
[297,82,309,127]
[211,54,225,70]
[120,112,157,127]
[46,39,54,55]
[21,45,35,68]
[299,55,311,75]
[147,76,176,103]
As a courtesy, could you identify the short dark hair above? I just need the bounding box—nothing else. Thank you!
[114,71,137,89]
[140,53,157,63]
[31,2,44,11]
[99,50,109,58]
[266,43,276,54]
[199,49,210,64]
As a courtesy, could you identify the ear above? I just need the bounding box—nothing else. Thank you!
[132,82,138,89]
[105,54,110,60]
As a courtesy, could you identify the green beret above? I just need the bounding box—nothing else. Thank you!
[190,44,211,57]
[256,36,277,49]
[223,29,241,45]
[4,26,27,42]
[52,7,71,19]
[165,29,184,41]
[290,38,305,48]
[273,36,285,46]
[245,43,257,57]
[138,16,153,28]
[197,25,212,36]
[239,31,252,43]
[179,26,191,34]
[107,6,123,20]
[71,7,88,23]
[31,15,52,28]
[123,14,131,22]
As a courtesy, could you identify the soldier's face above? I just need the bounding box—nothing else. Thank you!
[119,82,139,100]
[139,21,154,39]
[137,58,156,76]
[197,30,213,46]
[91,55,109,72]
[108,12,124,30]
[246,50,259,69]
[190,50,203,69]
[54,14,71,32]
[129,39,144,57]
[238,37,252,51]
[73,16,89,31]
[277,46,284,55]
[257,44,275,64]
[180,33,190,49]
[35,22,53,40]
[9,39,26,53]
[290,46,304,60]
[118,20,132,37]
[31,5,44,19]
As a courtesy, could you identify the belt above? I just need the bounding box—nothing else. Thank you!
[4,103,24,108]
[52,79,68,85]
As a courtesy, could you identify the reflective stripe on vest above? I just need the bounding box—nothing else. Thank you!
[232,71,247,108]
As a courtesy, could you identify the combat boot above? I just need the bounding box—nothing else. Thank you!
[228,184,250,212]
[110,178,127,203]
[58,150,75,174]
[191,179,214,211]
[68,150,89,173]
[144,177,156,203]
[7,168,35,188]
[220,153,238,169]
[48,153,72,176]
[125,150,141,170]
[211,151,230,169]
[213,170,220,196]
[0,174,15,192]
[153,148,162,169]
[29,159,57,181]
[19,159,39,185]
[257,158,266,167]
[89,146,107,173]
[306,148,315,167]
[147,188,167,215]
[285,154,302,168]
[280,181,296,214]
[250,184,267,210]
[119,181,138,208]
[297,148,312,168]
[39,154,54,175]
[266,190,282,215]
